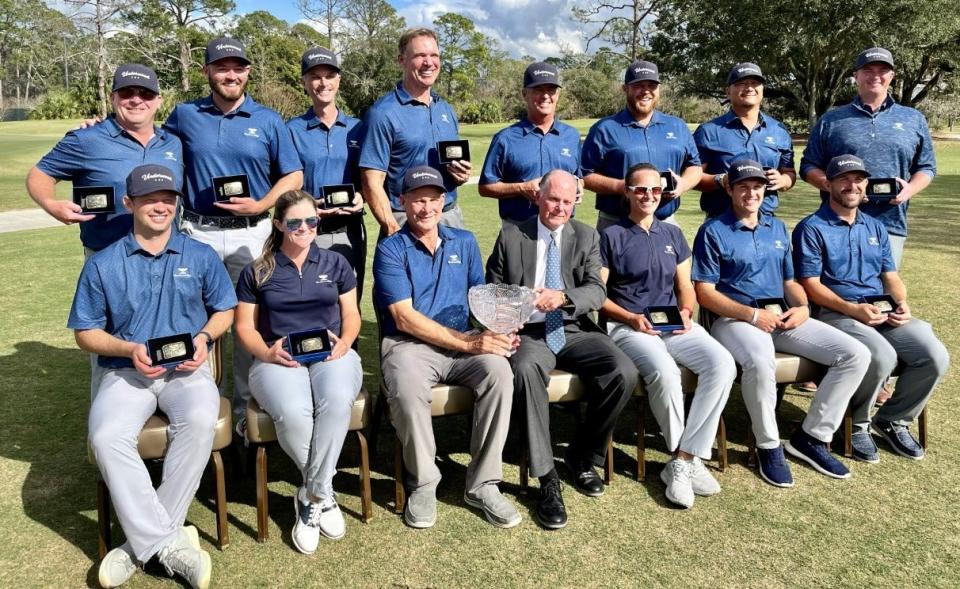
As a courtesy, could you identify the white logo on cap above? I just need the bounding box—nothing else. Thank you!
[736,165,762,173]
[737,67,760,74]
[533,70,556,77]
[307,53,332,61]
[835,159,860,168]
[412,171,439,180]
[865,52,888,59]
[634,67,655,74]
[142,172,173,182]
[121,71,152,80]
[216,43,243,52]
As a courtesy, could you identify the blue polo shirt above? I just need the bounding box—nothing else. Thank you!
[163,94,302,215]
[693,110,794,217]
[68,231,237,369]
[800,95,936,237]
[373,224,484,337]
[792,203,895,301]
[600,218,691,313]
[359,83,461,211]
[36,117,183,251]
[581,109,700,219]
[287,108,364,196]
[692,210,793,305]
[480,117,582,222]
[236,244,356,344]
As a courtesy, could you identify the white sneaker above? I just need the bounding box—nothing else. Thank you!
[292,487,321,554]
[98,542,137,588]
[689,457,722,496]
[660,458,695,508]
[316,496,346,540]
[182,524,201,549]
[158,528,212,589]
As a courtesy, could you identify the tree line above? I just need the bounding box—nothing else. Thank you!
[1,0,958,130]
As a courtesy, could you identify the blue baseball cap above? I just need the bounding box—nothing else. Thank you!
[112,63,160,94]
[624,60,660,85]
[402,165,446,194]
[727,159,766,185]
[855,47,894,70]
[826,155,870,180]
[126,164,181,198]
[524,61,561,88]
[301,46,340,74]
[205,37,250,65]
[727,62,765,85]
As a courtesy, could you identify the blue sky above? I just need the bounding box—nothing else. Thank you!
[235,0,584,58]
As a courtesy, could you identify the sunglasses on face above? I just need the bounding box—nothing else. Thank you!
[116,87,158,101]
[284,216,319,231]
[626,185,663,197]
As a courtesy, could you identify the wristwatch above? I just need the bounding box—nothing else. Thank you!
[198,330,214,346]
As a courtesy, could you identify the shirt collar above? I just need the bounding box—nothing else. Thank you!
[536,218,564,241]
[519,117,560,136]
[720,109,768,130]
[199,93,254,116]
[274,243,322,268]
[816,202,864,226]
[852,94,895,115]
[616,108,663,128]
[398,223,458,250]
[720,208,772,231]
[103,116,165,140]
[394,82,439,106]
[305,107,348,130]
[122,230,185,257]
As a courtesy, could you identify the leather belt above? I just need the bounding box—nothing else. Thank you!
[182,210,269,229]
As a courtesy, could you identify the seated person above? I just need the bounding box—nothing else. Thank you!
[234,190,363,554]
[70,165,236,589]
[692,158,869,488]
[600,163,737,508]
[373,166,520,530]
[486,169,638,529]
[793,155,949,462]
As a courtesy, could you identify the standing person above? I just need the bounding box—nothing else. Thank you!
[793,155,949,463]
[600,163,736,508]
[287,47,368,298]
[374,166,519,530]
[27,63,183,400]
[694,62,796,218]
[486,170,638,529]
[72,165,236,589]
[801,47,936,269]
[479,61,581,225]
[235,190,363,554]
[360,27,472,237]
[164,37,304,426]
[581,60,702,232]
[692,158,870,488]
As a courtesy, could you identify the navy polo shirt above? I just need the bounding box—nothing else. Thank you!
[581,109,700,219]
[36,117,183,251]
[693,110,794,217]
[792,203,895,301]
[800,95,936,236]
[692,210,793,305]
[359,83,461,211]
[163,94,302,215]
[287,108,364,196]
[373,224,484,337]
[600,218,691,313]
[236,244,356,344]
[480,117,582,222]
[68,231,237,369]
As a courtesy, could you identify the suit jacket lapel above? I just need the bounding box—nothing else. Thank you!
[561,222,576,286]
[520,219,537,286]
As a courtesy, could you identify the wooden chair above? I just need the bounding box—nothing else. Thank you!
[90,342,231,559]
[245,388,373,542]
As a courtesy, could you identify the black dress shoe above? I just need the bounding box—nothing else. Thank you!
[565,446,604,497]
[536,478,567,529]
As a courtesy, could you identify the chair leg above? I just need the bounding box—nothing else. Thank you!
[843,408,853,458]
[369,388,387,460]
[717,415,727,472]
[919,406,928,448]
[96,478,112,560]
[210,450,229,550]
[747,431,757,469]
[636,398,646,482]
[519,445,529,494]
[393,436,404,515]
[255,445,269,542]
[603,437,613,485]
[355,430,373,523]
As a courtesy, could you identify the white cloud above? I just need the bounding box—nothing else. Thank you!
[397,0,585,59]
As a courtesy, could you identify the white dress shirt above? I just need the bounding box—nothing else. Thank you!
[529,219,566,323]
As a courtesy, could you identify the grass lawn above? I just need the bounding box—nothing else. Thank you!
[0,122,958,588]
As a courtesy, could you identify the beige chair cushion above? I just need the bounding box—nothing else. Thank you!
[773,352,827,384]
[247,388,370,444]
[88,396,232,464]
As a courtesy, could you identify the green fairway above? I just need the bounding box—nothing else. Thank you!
[0,122,958,588]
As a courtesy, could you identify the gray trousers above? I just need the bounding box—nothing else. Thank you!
[817,310,949,430]
[609,322,736,459]
[181,217,271,423]
[88,366,219,562]
[380,336,513,494]
[315,216,367,301]
[249,351,363,499]
[889,234,906,269]
[710,316,870,449]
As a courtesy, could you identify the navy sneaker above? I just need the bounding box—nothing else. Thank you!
[850,431,880,464]
[756,445,794,488]
[872,421,924,460]
[785,430,850,479]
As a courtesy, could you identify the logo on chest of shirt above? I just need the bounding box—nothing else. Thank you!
[764,136,776,145]
[174,267,191,278]
[348,139,360,149]
[868,236,880,246]
[892,122,905,131]
[441,113,450,124]
[665,132,676,140]
[560,147,572,157]
[664,244,675,255]
[448,253,462,265]
[773,240,785,250]
[244,128,260,138]
[316,274,332,284]
[164,151,178,161]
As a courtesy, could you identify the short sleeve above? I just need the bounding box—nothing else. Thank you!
[36,132,85,180]
[791,220,824,279]
[479,131,506,184]
[200,247,238,312]
[358,105,393,172]
[691,224,721,284]
[235,263,260,305]
[580,122,605,175]
[270,119,304,177]
[67,258,107,330]
[373,240,412,306]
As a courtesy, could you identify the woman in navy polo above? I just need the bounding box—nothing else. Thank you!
[600,163,736,509]
[235,190,362,554]
[692,159,869,489]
